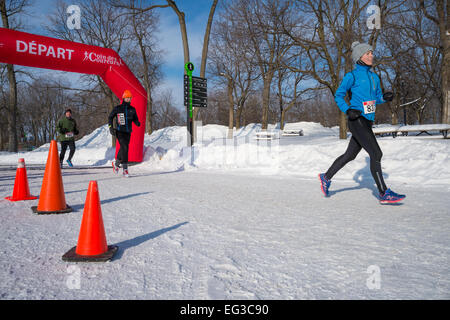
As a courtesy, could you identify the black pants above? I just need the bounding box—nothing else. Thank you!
[325,116,387,194]
[60,140,75,162]
[116,131,131,170]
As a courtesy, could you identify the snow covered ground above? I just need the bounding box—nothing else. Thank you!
[0,122,449,299]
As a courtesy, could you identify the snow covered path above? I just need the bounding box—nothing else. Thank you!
[0,166,449,299]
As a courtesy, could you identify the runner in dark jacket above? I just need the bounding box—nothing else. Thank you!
[57,108,79,168]
[108,89,140,177]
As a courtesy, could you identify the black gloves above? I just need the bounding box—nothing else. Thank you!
[135,121,141,127]
[60,128,67,134]
[383,92,394,102]
[346,109,361,121]
[109,126,116,136]
[74,128,79,135]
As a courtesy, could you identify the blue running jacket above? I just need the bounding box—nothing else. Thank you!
[335,64,386,121]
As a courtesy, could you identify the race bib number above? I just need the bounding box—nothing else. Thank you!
[363,100,376,114]
[117,113,125,125]
[65,132,74,138]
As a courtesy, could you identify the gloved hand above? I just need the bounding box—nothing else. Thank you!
[60,128,67,134]
[74,129,79,135]
[109,126,116,136]
[383,92,394,102]
[135,121,141,127]
[346,109,361,121]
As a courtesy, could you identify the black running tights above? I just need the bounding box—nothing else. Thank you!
[60,140,75,162]
[325,116,387,194]
[116,131,131,170]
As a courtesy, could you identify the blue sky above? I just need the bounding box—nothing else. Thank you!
[19,0,218,109]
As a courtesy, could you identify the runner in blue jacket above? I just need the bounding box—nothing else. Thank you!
[319,42,405,204]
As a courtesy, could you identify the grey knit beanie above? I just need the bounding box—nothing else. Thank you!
[351,41,373,64]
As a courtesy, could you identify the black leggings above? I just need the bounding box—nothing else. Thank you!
[116,131,131,170]
[325,116,387,194]
[60,140,75,162]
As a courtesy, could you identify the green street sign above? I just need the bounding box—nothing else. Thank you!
[184,62,194,118]
[185,62,194,73]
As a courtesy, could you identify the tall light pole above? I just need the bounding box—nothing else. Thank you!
[219,72,234,139]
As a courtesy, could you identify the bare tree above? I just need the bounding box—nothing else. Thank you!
[208,9,260,136]
[152,89,183,130]
[111,0,219,142]
[192,0,219,120]
[275,65,311,130]
[19,77,73,146]
[47,0,131,146]
[419,0,449,124]
[222,0,294,130]
[0,64,9,149]
[0,0,31,151]
[282,0,369,137]
[126,3,163,135]
[281,1,406,137]
[373,0,442,125]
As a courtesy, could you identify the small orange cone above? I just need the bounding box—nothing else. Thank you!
[62,181,118,262]
[31,140,72,214]
[5,158,37,201]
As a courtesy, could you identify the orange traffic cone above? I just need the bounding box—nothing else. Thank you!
[62,181,118,262]
[5,158,38,201]
[31,140,72,214]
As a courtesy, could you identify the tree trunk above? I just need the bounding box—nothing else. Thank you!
[167,1,189,65]
[227,79,234,139]
[437,0,449,124]
[0,126,3,150]
[421,0,449,124]
[236,106,243,130]
[167,1,191,145]
[1,1,18,152]
[261,72,273,130]
[193,0,218,134]
[338,112,347,139]
[6,64,18,152]
[440,22,449,124]
[106,91,116,147]
[97,77,116,147]
[339,40,354,140]
[132,12,153,136]
[280,109,286,131]
[199,0,218,78]
[146,90,153,135]
[391,111,398,125]
[138,37,152,135]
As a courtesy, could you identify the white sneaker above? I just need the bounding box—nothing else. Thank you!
[112,160,119,174]
[123,169,129,177]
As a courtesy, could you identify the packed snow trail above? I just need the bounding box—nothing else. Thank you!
[0,166,449,299]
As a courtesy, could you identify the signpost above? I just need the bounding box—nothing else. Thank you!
[184,62,207,146]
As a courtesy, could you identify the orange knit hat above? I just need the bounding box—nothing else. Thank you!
[122,90,133,99]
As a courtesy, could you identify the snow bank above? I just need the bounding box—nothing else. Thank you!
[1,122,449,185]
[0,125,115,166]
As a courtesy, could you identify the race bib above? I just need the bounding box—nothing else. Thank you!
[65,132,74,138]
[117,113,125,125]
[363,100,376,114]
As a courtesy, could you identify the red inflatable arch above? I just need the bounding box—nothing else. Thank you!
[0,28,147,163]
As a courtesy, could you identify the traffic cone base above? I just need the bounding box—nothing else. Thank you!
[62,245,118,262]
[31,204,72,215]
[5,158,37,201]
[6,195,38,202]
